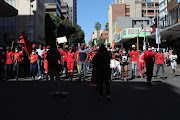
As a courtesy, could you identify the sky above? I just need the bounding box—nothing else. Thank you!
[77,0,151,44]
[77,0,114,44]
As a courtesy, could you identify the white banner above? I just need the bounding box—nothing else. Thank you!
[56,36,67,44]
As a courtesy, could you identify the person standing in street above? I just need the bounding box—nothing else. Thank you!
[36,44,44,80]
[75,46,80,73]
[144,46,155,86]
[13,47,23,81]
[5,47,14,80]
[121,51,129,81]
[129,45,140,79]
[63,46,68,78]
[169,51,178,78]
[155,50,165,80]
[78,44,89,81]
[42,46,50,80]
[92,44,111,102]
[47,44,62,95]
[66,47,75,81]
[29,49,38,81]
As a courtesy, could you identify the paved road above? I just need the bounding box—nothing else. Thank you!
[1,65,180,120]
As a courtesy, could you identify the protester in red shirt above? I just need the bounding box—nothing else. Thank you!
[75,46,80,73]
[29,49,38,81]
[144,46,155,86]
[13,47,23,81]
[42,46,50,80]
[4,47,14,80]
[67,47,75,81]
[57,45,63,64]
[155,50,165,80]
[63,47,68,78]
[129,45,140,79]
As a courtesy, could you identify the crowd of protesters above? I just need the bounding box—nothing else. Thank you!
[0,39,178,101]
[109,45,178,86]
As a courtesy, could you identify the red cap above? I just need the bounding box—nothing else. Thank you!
[84,45,87,48]
[77,46,81,49]
[69,47,72,49]
[43,46,45,49]
[46,46,50,49]
[32,44,36,47]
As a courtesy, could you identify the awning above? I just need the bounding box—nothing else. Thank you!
[0,0,18,17]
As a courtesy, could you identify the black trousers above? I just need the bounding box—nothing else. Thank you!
[5,64,11,79]
[146,62,154,82]
[64,61,68,76]
[49,65,61,91]
[13,61,19,79]
[97,68,111,96]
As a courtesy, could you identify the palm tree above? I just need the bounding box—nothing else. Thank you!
[105,22,109,31]
[95,22,101,41]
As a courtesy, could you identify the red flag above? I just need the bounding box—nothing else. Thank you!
[20,30,32,54]
[111,40,116,52]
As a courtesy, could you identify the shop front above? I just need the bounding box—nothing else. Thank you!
[116,28,151,50]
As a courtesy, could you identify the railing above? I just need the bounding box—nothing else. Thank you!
[159,7,180,29]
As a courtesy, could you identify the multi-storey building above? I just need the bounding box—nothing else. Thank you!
[45,0,62,18]
[91,30,104,41]
[14,0,45,44]
[108,0,159,44]
[63,0,77,25]
[159,0,168,28]
[0,0,18,46]
[61,1,69,19]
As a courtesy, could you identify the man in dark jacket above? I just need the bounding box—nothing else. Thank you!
[92,44,111,102]
[47,43,63,95]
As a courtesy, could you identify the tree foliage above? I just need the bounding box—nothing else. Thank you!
[105,22,109,31]
[45,13,85,47]
[95,22,101,41]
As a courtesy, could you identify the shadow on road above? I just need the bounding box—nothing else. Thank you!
[1,80,180,120]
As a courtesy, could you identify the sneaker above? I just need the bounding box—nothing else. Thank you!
[162,77,166,80]
[141,75,143,79]
[107,95,112,102]
[38,76,41,80]
[31,77,34,81]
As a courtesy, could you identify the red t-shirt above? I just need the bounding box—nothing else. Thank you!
[66,51,75,63]
[30,54,38,64]
[58,48,63,55]
[75,51,79,62]
[63,51,68,62]
[156,53,164,64]
[5,51,14,64]
[43,51,48,63]
[130,50,140,62]
[144,50,155,64]
[14,52,23,62]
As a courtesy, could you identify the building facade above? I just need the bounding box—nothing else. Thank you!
[108,0,159,44]
[63,0,77,25]
[91,30,104,41]
[15,0,45,44]
[0,0,18,46]
[159,0,168,29]
[61,1,69,19]
[45,0,62,18]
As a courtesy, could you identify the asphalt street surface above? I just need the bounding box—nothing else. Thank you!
[1,65,180,120]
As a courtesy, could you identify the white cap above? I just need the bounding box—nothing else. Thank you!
[123,51,126,54]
